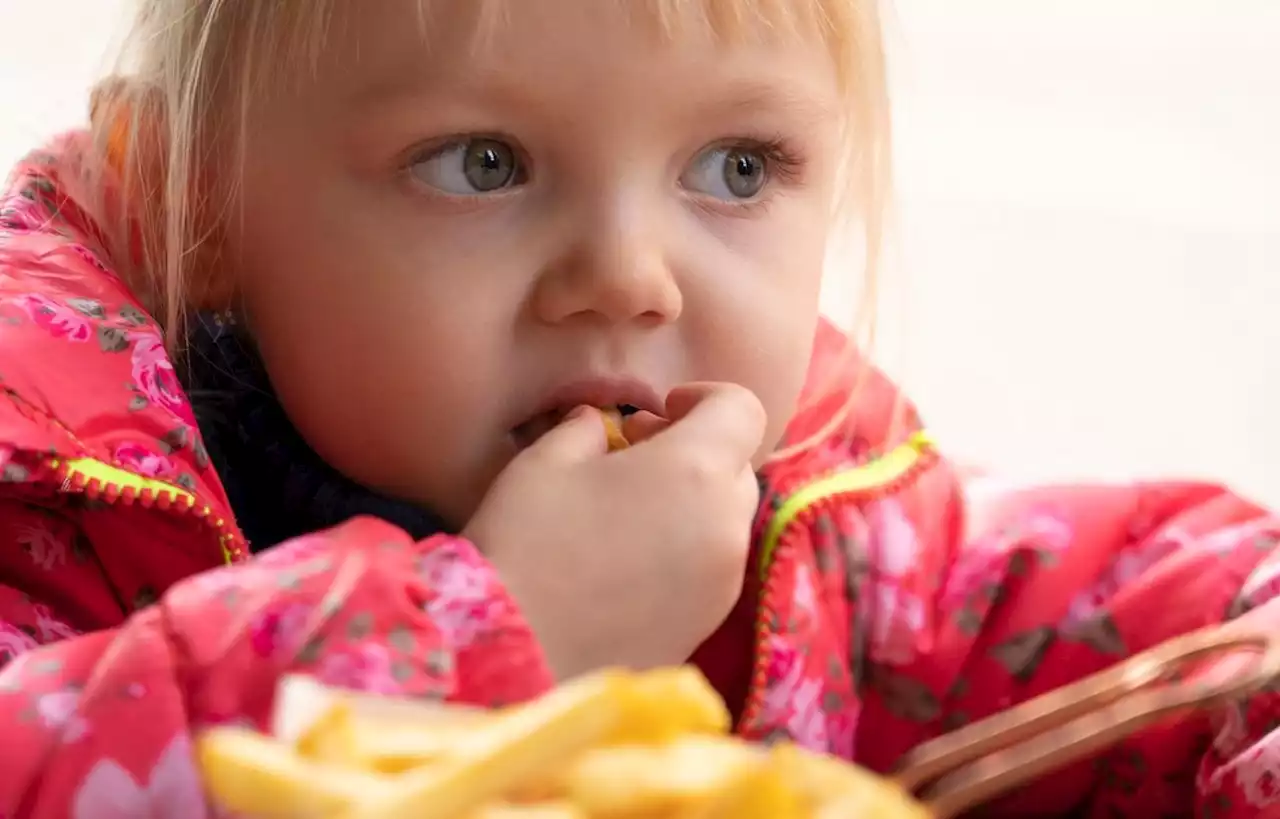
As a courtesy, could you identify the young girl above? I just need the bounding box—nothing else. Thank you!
[0,0,1276,816]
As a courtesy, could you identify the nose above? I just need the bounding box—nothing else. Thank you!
[530,201,683,327]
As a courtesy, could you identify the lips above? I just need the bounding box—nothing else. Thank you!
[511,378,663,448]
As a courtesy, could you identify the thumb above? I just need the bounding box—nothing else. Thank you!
[620,410,669,445]
[523,405,609,464]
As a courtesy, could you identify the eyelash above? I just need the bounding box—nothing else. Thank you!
[400,135,532,180]
[742,136,805,184]
[397,133,808,207]
[684,135,807,218]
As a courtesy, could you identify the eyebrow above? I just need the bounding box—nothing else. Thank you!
[706,79,837,128]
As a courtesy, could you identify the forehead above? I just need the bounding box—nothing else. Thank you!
[267,0,847,111]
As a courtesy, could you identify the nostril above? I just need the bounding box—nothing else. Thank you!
[618,404,639,416]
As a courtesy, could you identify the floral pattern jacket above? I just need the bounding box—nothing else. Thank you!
[0,136,1279,818]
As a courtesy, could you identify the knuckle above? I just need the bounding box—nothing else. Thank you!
[678,450,721,488]
[739,385,768,425]
[723,382,765,419]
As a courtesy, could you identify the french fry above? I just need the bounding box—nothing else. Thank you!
[198,667,928,819]
[197,725,393,818]
[276,673,485,747]
[298,699,486,773]
[773,745,929,818]
[601,408,630,452]
[350,672,627,819]
[559,737,769,816]
[691,760,806,819]
[472,805,588,819]
[606,666,730,743]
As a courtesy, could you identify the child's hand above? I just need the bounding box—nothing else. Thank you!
[464,383,765,680]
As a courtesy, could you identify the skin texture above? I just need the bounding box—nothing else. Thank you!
[223,0,843,528]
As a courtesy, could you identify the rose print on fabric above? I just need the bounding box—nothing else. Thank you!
[791,563,818,620]
[316,643,402,696]
[128,330,197,427]
[1212,703,1253,761]
[72,733,208,819]
[760,634,804,711]
[172,564,249,604]
[1229,546,1280,619]
[783,675,832,752]
[944,511,1073,609]
[1060,531,1185,634]
[0,620,39,664]
[1232,734,1280,810]
[180,537,335,602]
[1198,520,1279,561]
[112,443,178,479]
[31,604,79,643]
[752,627,857,757]
[8,294,94,342]
[989,626,1058,683]
[36,687,89,744]
[757,634,827,751]
[248,603,313,661]
[15,521,69,572]
[161,425,211,472]
[251,534,332,571]
[857,499,926,667]
[3,286,204,445]
[68,243,117,281]
[822,701,859,760]
[942,511,1073,637]
[867,666,943,725]
[417,539,510,649]
[0,187,55,232]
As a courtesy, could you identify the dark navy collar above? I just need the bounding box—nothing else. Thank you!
[181,314,451,552]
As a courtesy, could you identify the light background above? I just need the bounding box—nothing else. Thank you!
[2,0,1277,506]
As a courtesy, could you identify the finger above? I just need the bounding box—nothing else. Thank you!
[620,411,669,445]
[655,382,767,463]
[736,465,764,519]
[522,405,608,464]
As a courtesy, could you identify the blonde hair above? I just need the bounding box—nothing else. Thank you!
[89,0,892,456]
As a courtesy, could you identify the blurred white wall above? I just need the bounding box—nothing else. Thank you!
[842,1,1280,507]
[2,0,1277,506]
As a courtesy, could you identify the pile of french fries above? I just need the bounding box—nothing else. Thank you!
[198,667,928,818]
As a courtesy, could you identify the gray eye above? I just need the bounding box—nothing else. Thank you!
[683,146,768,201]
[410,138,521,194]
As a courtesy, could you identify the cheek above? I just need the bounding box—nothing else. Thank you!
[231,142,509,395]
[750,312,821,465]
[246,276,486,491]
[687,208,828,461]
[227,172,516,518]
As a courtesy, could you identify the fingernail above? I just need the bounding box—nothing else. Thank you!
[566,405,593,421]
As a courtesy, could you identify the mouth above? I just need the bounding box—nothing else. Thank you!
[511,379,662,449]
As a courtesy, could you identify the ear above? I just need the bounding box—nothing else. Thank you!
[89,77,237,314]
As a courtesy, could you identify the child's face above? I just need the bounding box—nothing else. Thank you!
[226,0,844,525]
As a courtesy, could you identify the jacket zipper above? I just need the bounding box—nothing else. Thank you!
[48,455,247,563]
[739,431,938,734]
